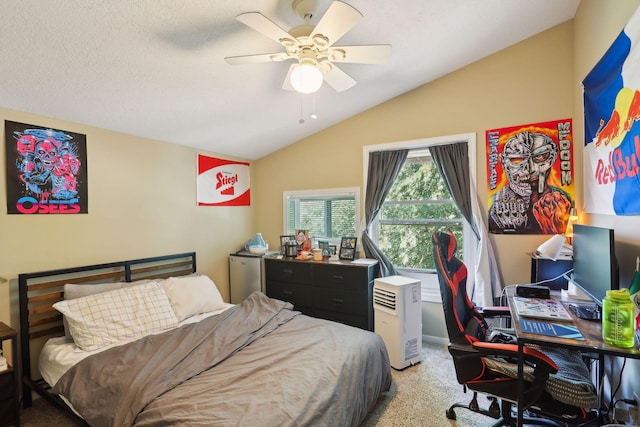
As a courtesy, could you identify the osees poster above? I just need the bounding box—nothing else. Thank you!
[5,121,88,214]
[486,119,575,234]
[197,154,250,206]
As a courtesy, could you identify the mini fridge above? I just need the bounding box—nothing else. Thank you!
[229,252,265,304]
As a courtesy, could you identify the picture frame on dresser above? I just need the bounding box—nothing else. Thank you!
[280,235,295,254]
[339,237,357,260]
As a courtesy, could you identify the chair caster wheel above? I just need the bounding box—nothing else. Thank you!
[446,408,457,420]
[488,398,500,418]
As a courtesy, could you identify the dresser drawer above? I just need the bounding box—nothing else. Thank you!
[266,281,313,309]
[265,259,313,285]
[313,264,373,289]
[314,287,367,315]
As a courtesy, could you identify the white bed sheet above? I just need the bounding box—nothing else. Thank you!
[40,304,234,387]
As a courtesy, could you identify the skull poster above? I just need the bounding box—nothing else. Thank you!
[5,121,88,214]
[486,119,574,234]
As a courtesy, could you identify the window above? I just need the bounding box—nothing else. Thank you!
[283,188,360,246]
[377,149,463,271]
[364,133,477,302]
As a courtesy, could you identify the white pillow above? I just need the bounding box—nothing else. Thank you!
[161,275,226,322]
[61,279,159,341]
[54,282,178,351]
[62,281,125,341]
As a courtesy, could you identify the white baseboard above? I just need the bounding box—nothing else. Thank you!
[422,334,448,345]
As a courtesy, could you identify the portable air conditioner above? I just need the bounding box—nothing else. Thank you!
[373,276,422,369]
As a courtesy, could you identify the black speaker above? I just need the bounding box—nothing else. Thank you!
[515,284,551,299]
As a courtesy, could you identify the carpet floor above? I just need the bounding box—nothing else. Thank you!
[17,340,499,426]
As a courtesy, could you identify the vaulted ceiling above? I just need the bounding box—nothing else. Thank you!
[0,0,580,160]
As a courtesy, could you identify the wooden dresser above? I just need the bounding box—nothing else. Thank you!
[264,257,378,331]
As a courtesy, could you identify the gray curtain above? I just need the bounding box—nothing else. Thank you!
[429,142,503,306]
[429,143,480,238]
[362,149,409,277]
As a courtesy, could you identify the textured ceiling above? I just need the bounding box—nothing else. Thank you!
[0,0,580,160]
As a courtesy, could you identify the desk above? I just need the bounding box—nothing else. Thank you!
[506,288,640,426]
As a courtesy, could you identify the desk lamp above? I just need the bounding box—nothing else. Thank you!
[564,208,579,244]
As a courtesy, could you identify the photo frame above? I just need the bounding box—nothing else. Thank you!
[329,245,337,256]
[294,229,310,250]
[339,237,357,261]
[280,235,295,253]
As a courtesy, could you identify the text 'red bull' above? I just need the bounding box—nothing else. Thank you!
[594,134,640,184]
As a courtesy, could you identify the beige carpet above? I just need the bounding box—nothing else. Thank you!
[18,340,492,427]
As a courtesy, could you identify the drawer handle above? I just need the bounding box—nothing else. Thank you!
[283,290,293,296]
[283,269,293,279]
[331,275,344,282]
[332,298,344,305]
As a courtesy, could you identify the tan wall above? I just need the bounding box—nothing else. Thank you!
[574,0,640,287]
[574,0,640,404]
[254,21,575,336]
[0,108,254,347]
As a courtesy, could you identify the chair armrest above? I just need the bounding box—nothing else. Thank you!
[472,341,559,374]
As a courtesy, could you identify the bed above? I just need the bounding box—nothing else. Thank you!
[19,252,392,427]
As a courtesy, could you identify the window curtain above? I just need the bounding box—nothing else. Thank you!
[362,149,409,277]
[429,143,503,307]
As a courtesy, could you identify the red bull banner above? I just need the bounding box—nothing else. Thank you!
[486,119,575,234]
[196,154,250,206]
[583,6,640,215]
[5,120,88,214]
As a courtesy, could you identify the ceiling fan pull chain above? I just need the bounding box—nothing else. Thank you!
[299,96,305,124]
[311,93,318,120]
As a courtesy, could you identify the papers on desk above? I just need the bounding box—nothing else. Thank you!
[519,319,584,340]
[513,297,573,322]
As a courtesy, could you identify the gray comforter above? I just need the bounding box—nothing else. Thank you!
[53,291,392,427]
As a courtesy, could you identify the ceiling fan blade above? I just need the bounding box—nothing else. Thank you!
[225,52,290,65]
[282,64,296,91]
[310,1,363,48]
[236,12,297,46]
[328,44,392,64]
[323,64,356,92]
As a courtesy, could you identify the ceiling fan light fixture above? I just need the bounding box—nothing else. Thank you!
[290,63,323,94]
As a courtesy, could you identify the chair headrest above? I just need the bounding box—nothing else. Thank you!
[434,230,458,262]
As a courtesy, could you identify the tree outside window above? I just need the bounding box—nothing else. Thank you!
[378,151,463,271]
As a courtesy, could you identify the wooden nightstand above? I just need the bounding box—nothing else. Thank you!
[0,322,19,427]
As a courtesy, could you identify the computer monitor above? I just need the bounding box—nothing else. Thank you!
[570,224,619,319]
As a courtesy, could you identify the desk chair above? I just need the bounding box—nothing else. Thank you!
[432,230,597,426]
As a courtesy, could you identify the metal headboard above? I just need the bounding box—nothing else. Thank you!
[18,252,196,422]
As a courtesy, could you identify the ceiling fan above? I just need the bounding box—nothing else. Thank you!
[224,0,391,94]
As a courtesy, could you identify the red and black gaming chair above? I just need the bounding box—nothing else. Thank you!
[432,230,597,426]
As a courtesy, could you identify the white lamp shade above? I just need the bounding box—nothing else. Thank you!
[535,234,566,261]
[290,64,323,94]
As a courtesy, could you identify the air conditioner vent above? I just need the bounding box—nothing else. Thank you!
[374,287,397,310]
